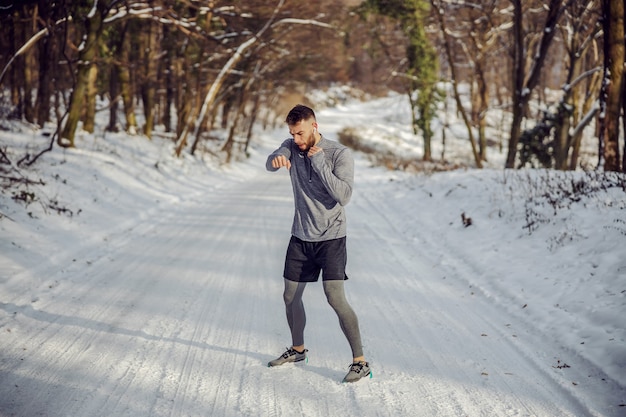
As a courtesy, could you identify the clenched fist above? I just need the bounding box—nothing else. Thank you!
[307,146,322,158]
[271,155,291,170]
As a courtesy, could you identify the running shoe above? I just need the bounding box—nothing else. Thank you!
[268,347,308,367]
[342,361,371,382]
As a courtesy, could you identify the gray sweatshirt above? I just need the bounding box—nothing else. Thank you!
[266,136,354,242]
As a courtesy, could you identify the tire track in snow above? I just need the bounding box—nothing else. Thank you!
[3,151,614,416]
[346,180,602,416]
[0,177,265,416]
[142,174,292,417]
[0,212,184,416]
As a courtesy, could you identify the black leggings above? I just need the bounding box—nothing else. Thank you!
[283,278,364,358]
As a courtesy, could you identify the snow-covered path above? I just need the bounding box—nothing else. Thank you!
[1,144,619,417]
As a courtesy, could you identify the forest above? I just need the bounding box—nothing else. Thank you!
[0,0,625,172]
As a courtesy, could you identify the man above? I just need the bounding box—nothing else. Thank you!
[265,104,371,383]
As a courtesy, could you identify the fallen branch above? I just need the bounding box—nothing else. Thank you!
[0,210,16,222]
[0,147,11,165]
[0,174,46,186]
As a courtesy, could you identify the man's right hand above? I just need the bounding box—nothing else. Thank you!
[271,155,291,170]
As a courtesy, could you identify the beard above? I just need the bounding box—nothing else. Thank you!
[298,131,316,153]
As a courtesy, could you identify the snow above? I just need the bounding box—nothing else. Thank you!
[1,92,625,416]
[87,0,98,19]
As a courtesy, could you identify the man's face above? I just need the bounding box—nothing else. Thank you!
[289,119,317,152]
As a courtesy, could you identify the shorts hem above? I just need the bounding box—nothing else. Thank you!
[321,274,348,281]
[284,275,319,283]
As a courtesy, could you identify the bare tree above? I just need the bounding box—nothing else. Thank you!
[552,1,603,170]
[2,0,616,171]
[139,18,161,138]
[431,0,482,168]
[59,1,109,147]
[506,0,565,168]
[430,1,511,163]
[598,0,625,172]
[175,0,334,157]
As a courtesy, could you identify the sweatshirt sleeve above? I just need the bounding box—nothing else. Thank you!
[310,147,353,206]
[266,139,293,171]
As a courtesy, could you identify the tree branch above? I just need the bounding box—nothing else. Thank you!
[175,0,335,156]
[0,17,70,84]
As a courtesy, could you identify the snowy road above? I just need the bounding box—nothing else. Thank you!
[0,150,619,417]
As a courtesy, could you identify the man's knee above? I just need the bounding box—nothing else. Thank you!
[323,281,347,308]
[284,279,305,305]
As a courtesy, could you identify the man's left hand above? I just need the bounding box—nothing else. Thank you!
[308,146,322,158]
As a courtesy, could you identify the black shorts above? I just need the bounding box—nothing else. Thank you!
[283,236,348,282]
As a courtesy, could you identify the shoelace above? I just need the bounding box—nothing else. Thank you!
[282,348,296,359]
[282,347,305,359]
[348,361,367,374]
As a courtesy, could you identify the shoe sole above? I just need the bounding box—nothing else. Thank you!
[267,356,307,367]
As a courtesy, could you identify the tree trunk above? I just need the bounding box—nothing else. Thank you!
[568,69,603,169]
[553,50,581,170]
[601,0,625,172]
[506,0,563,168]
[8,12,21,119]
[162,26,173,133]
[163,67,173,133]
[408,89,431,161]
[174,39,197,152]
[117,22,138,135]
[475,63,488,162]
[23,5,36,124]
[59,3,104,147]
[9,7,36,122]
[621,0,626,171]
[553,106,571,170]
[140,21,160,139]
[244,93,260,154]
[433,0,481,168]
[107,66,119,132]
[507,0,527,168]
[222,84,250,163]
[35,1,53,126]
[184,63,206,156]
[83,64,98,133]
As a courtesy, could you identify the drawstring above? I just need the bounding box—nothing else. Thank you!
[298,135,320,183]
[298,151,313,183]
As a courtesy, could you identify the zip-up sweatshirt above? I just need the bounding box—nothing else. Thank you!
[266,135,354,242]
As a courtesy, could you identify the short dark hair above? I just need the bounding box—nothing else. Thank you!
[285,104,316,125]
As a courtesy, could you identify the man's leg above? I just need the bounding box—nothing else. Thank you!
[267,280,308,367]
[323,280,364,360]
[283,278,307,349]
